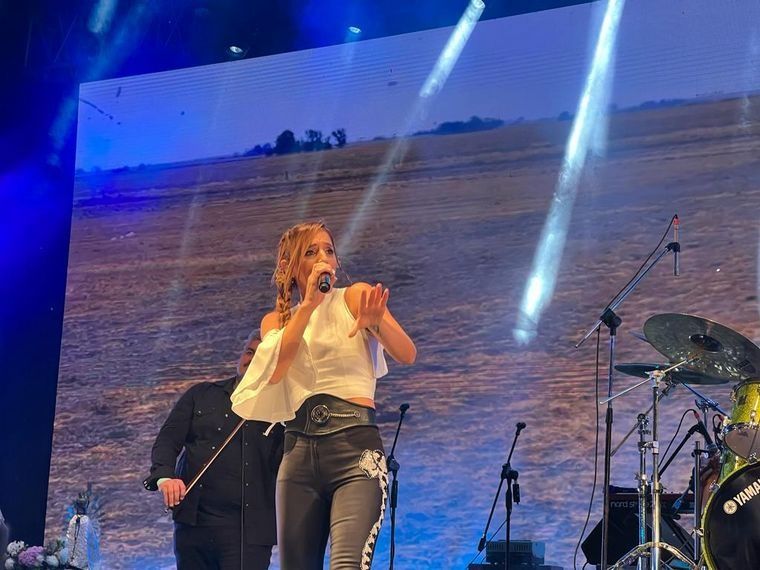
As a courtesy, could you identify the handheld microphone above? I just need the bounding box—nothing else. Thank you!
[318,273,332,293]
[399,403,410,413]
[516,422,526,432]
[673,214,680,277]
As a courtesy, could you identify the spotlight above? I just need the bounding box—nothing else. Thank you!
[348,26,362,35]
[227,45,246,59]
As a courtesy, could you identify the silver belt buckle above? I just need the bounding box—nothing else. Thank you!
[310,404,331,425]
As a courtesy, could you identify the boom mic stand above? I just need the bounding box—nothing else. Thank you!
[576,221,679,569]
[387,403,409,570]
[477,422,526,570]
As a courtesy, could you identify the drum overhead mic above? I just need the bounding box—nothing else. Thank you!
[672,214,680,277]
[691,410,715,450]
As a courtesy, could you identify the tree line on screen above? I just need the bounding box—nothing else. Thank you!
[244,128,348,157]
[79,99,694,173]
[245,116,511,156]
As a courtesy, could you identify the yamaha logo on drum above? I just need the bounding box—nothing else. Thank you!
[723,500,738,515]
[722,477,760,514]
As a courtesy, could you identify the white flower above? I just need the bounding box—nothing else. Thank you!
[45,555,59,567]
[5,557,15,570]
[6,541,25,556]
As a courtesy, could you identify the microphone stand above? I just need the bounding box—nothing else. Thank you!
[658,422,703,479]
[387,403,409,570]
[576,232,679,569]
[477,423,525,570]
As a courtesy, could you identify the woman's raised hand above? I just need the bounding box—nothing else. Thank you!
[348,283,389,338]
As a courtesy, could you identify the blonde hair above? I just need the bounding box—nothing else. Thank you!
[272,221,337,327]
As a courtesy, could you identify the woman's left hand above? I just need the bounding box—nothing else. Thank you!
[348,283,389,338]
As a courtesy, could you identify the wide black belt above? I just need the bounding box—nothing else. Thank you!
[285,393,376,436]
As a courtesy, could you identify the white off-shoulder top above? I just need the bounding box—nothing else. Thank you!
[230,287,388,430]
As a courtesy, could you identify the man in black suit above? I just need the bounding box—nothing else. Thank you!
[144,332,283,570]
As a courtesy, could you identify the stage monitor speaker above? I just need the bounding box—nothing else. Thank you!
[580,504,691,566]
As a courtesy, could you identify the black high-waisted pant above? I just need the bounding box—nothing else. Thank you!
[276,425,388,570]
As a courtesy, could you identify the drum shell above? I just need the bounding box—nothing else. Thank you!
[723,380,760,460]
[701,460,760,570]
[700,449,745,509]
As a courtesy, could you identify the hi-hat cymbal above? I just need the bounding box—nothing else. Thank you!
[614,363,729,385]
[643,313,760,381]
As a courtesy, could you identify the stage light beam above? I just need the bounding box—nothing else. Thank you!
[339,0,485,252]
[514,0,626,345]
[88,0,119,36]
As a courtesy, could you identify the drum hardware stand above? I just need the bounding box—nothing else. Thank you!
[692,440,703,566]
[613,376,728,461]
[656,418,713,564]
[658,377,733,569]
[612,382,677,460]
[576,225,679,569]
[635,414,651,570]
[603,363,697,570]
[682,384,729,419]
[678,380,730,562]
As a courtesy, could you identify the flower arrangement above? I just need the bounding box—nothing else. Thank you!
[3,484,101,570]
[4,539,68,569]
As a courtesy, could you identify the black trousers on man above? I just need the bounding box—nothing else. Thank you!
[174,524,272,570]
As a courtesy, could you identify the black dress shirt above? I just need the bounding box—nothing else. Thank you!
[144,376,283,545]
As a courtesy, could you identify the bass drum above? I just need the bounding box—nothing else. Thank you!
[702,461,760,569]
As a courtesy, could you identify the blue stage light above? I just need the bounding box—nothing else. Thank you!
[227,45,246,58]
[88,0,118,36]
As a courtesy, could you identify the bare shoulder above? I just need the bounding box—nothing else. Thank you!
[344,282,373,314]
[260,311,281,337]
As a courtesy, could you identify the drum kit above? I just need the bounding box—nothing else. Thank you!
[605,312,760,570]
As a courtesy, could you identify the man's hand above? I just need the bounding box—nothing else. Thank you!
[159,478,187,508]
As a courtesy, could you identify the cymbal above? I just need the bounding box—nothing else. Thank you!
[614,363,729,385]
[629,330,650,344]
[643,313,760,381]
